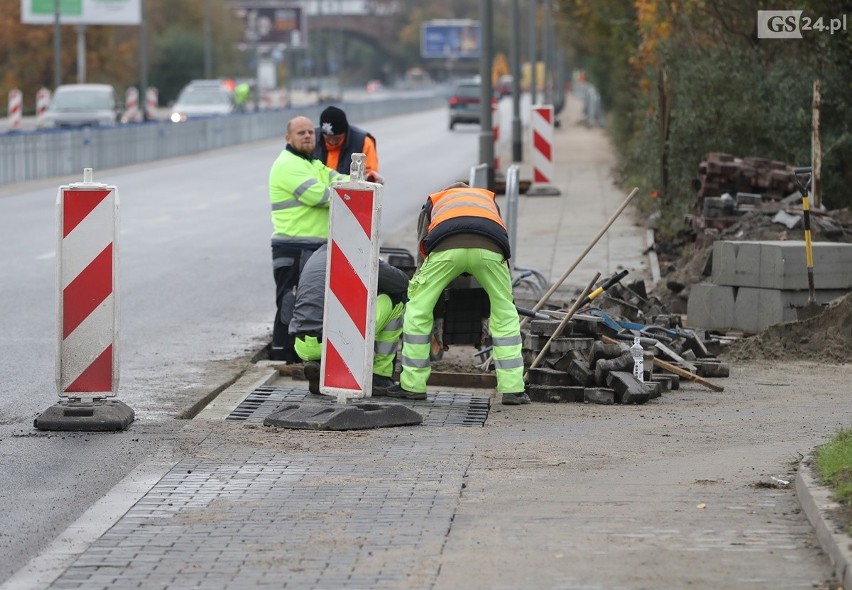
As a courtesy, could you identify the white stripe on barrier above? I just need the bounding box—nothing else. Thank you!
[321,177,382,401]
[61,196,114,286]
[60,295,114,389]
[531,104,554,184]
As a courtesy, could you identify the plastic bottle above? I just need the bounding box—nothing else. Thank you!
[631,337,644,382]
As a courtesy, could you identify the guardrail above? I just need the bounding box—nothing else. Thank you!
[0,93,444,186]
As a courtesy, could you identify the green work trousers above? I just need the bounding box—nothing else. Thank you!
[294,293,404,378]
[400,248,524,394]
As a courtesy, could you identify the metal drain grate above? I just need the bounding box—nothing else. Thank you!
[227,385,490,426]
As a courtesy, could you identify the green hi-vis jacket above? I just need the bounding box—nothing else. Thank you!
[268,145,348,240]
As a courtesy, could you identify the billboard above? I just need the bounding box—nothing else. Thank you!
[421,19,480,59]
[21,0,141,25]
[233,5,305,48]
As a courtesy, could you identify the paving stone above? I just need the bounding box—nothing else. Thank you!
[692,360,731,378]
[606,371,650,405]
[525,367,574,387]
[567,359,594,387]
[594,352,632,386]
[583,387,615,405]
[526,384,585,403]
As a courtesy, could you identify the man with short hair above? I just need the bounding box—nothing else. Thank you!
[314,106,379,178]
[268,115,348,363]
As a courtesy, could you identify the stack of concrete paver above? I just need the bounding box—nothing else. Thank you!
[521,283,730,404]
[696,153,796,227]
[687,240,852,333]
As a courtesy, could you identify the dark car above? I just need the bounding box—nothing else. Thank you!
[448,79,487,130]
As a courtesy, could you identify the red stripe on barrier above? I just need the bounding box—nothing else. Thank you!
[534,168,549,183]
[533,131,551,161]
[538,108,552,124]
[63,244,112,338]
[63,190,111,237]
[340,189,374,237]
[329,241,367,336]
[65,344,112,392]
[323,341,359,390]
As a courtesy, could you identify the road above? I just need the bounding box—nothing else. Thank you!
[0,106,478,582]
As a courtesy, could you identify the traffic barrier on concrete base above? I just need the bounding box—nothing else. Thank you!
[322,154,382,401]
[7,88,22,131]
[144,87,158,121]
[36,87,50,126]
[124,87,141,123]
[528,104,561,196]
[35,168,134,431]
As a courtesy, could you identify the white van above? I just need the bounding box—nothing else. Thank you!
[39,84,120,129]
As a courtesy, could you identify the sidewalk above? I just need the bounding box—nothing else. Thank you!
[5,95,850,590]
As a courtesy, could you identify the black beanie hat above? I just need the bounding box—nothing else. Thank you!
[320,106,349,136]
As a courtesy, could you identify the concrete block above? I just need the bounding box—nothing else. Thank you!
[594,352,632,386]
[526,367,573,387]
[567,359,594,387]
[606,371,650,404]
[712,241,852,289]
[584,388,615,405]
[692,360,730,378]
[526,385,585,403]
[687,284,736,330]
[733,287,848,332]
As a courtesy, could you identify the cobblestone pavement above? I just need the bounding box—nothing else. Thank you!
[8,94,849,590]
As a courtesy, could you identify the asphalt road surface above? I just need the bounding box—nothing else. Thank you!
[0,105,478,582]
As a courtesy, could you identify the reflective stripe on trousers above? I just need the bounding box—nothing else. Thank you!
[400,248,524,394]
[294,293,403,378]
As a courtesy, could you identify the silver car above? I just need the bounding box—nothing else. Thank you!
[169,82,234,123]
[39,84,120,129]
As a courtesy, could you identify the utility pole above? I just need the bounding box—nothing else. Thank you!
[139,0,148,114]
[479,0,495,190]
[203,0,212,78]
[528,0,537,105]
[53,0,62,88]
[511,0,522,162]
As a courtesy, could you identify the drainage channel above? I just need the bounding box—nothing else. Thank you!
[227,384,491,427]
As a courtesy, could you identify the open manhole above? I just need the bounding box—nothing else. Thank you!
[227,385,490,427]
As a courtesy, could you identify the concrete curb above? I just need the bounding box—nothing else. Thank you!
[795,461,852,589]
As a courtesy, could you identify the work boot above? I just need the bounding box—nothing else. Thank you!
[372,374,396,397]
[385,384,427,401]
[501,391,531,405]
[303,361,321,395]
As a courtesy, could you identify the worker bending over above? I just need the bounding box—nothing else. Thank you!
[290,243,409,396]
[388,183,530,405]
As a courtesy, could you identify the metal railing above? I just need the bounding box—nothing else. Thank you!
[0,94,444,186]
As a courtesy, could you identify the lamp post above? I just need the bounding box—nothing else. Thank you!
[479,0,495,190]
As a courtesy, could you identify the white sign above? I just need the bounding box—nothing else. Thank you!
[21,0,142,26]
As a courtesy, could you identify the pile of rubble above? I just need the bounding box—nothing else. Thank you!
[520,280,729,405]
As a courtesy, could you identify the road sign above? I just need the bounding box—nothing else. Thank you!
[233,4,305,48]
[21,0,141,25]
[421,19,480,59]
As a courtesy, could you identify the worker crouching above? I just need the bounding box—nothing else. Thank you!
[388,184,530,405]
[290,243,409,396]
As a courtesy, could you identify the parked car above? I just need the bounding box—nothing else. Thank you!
[448,79,494,130]
[169,80,234,123]
[38,84,120,129]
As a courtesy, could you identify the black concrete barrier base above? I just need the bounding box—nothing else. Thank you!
[34,399,135,431]
[526,184,562,197]
[264,401,422,431]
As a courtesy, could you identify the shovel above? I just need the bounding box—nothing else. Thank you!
[792,167,822,319]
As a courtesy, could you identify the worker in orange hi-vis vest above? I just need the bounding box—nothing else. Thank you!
[387,183,529,406]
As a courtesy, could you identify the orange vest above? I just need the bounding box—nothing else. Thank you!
[427,188,507,232]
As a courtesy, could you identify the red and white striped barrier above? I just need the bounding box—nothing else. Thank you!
[321,159,382,401]
[7,88,22,130]
[144,87,158,121]
[36,87,51,125]
[124,87,141,123]
[56,169,119,398]
[531,104,554,183]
